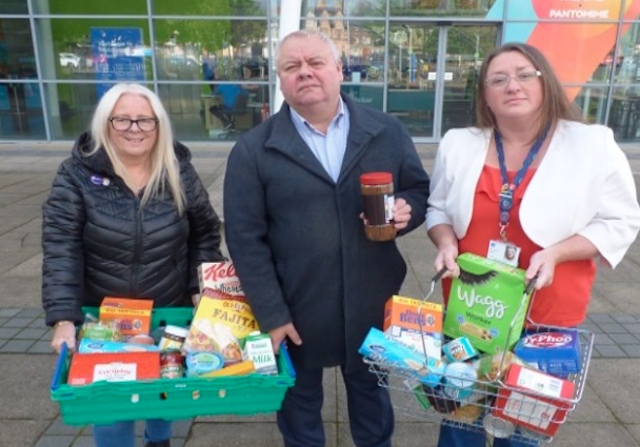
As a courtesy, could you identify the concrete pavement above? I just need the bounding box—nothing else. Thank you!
[0,141,639,447]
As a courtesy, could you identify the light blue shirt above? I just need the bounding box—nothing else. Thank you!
[290,99,350,183]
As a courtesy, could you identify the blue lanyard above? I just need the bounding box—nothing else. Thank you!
[495,127,549,240]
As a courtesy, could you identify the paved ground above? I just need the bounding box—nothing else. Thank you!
[0,140,639,447]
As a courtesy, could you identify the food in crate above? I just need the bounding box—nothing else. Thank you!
[443,253,533,354]
[67,351,160,385]
[98,297,153,337]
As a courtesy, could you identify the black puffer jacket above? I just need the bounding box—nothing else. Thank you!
[42,132,224,326]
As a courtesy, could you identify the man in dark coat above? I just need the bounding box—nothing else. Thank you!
[223,30,430,447]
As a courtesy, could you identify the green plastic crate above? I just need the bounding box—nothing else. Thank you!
[50,307,296,425]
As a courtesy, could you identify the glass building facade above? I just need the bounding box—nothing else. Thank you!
[1,0,639,143]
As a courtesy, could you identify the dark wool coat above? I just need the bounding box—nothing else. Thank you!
[42,133,224,326]
[224,94,430,372]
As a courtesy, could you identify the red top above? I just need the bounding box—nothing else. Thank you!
[442,165,595,327]
[360,172,392,185]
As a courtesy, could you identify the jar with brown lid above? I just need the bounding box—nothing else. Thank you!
[360,172,396,242]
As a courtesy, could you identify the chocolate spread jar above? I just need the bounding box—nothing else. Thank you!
[360,172,396,242]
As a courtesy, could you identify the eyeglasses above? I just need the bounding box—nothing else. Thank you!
[109,117,159,132]
[485,70,542,88]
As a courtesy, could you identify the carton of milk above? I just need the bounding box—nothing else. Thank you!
[243,331,277,375]
[443,253,533,354]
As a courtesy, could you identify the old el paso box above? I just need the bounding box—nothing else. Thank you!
[514,330,581,377]
[67,351,160,386]
[443,253,532,354]
[494,364,575,437]
[383,295,443,360]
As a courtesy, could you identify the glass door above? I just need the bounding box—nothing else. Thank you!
[439,25,499,136]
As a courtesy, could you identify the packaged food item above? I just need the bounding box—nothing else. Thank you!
[442,337,478,363]
[99,297,153,337]
[383,295,443,360]
[442,362,477,401]
[78,339,160,353]
[514,329,581,377]
[360,172,396,242]
[127,334,155,345]
[472,350,526,381]
[160,351,184,379]
[358,327,445,387]
[67,351,160,385]
[198,360,255,378]
[197,261,242,295]
[79,315,123,342]
[443,253,533,354]
[243,331,277,375]
[493,364,576,437]
[158,325,189,351]
[422,384,460,413]
[185,351,224,377]
[483,413,516,439]
[446,402,484,423]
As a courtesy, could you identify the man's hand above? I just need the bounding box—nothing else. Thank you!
[268,323,302,354]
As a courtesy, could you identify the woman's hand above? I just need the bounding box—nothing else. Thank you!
[392,198,412,231]
[268,323,302,355]
[51,321,76,354]
[434,243,460,279]
[526,249,557,289]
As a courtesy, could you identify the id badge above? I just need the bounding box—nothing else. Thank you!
[487,240,520,267]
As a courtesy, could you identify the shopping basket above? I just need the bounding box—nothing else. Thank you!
[50,307,296,426]
[363,268,594,444]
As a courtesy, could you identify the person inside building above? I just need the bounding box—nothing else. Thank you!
[42,82,224,447]
[426,42,640,446]
[223,30,431,447]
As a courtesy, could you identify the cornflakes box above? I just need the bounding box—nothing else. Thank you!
[443,253,532,354]
[383,295,443,360]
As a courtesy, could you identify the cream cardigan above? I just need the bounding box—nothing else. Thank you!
[426,120,640,267]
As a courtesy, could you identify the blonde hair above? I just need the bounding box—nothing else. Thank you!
[88,83,185,214]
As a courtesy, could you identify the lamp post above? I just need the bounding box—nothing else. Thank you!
[402,24,415,83]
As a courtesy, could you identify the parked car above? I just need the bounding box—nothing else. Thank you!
[59,53,81,68]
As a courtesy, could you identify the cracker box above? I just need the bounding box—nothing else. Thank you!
[383,295,443,360]
[99,297,153,337]
[514,329,581,377]
[198,261,242,295]
[493,364,575,437]
[443,253,532,354]
[67,351,160,386]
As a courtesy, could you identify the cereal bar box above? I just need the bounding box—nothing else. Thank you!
[99,297,153,337]
[443,253,532,354]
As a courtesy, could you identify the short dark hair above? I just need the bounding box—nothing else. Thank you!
[475,42,583,143]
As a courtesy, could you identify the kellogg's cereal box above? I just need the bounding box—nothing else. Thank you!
[443,253,532,354]
[198,261,242,294]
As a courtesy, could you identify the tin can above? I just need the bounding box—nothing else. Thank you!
[360,172,396,242]
[483,413,516,439]
[443,362,477,401]
[160,351,184,379]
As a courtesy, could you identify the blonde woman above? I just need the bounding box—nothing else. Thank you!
[42,83,224,447]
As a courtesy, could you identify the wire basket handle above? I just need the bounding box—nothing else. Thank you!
[417,266,448,365]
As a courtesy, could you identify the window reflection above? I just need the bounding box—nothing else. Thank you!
[152,0,267,16]
[390,0,496,17]
[301,0,385,17]
[340,21,386,84]
[0,82,45,139]
[0,0,28,14]
[0,19,36,79]
[33,0,147,15]
[613,22,640,84]
[608,86,640,142]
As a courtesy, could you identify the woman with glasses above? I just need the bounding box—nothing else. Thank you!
[426,43,640,446]
[42,83,224,447]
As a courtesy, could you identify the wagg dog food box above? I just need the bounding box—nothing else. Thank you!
[493,363,575,437]
[443,253,532,354]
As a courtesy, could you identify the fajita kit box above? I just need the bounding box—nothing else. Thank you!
[493,363,576,437]
[198,261,242,295]
[514,329,581,378]
[99,297,153,337]
[67,351,160,386]
[182,291,259,365]
[383,295,443,360]
[443,253,532,354]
